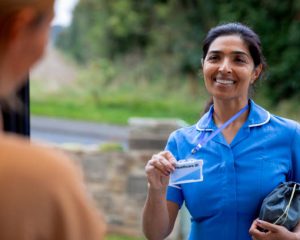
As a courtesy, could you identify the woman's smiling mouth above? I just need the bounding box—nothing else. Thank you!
[214,78,235,85]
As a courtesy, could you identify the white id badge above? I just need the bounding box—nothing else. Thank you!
[170,159,203,185]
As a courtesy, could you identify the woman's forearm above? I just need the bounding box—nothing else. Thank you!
[142,187,172,240]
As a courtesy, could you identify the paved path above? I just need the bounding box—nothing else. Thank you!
[31,116,129,148]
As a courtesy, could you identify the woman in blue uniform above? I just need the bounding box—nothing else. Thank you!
[142,22,300,240]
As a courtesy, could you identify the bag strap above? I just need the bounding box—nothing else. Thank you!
[273,183,297,225]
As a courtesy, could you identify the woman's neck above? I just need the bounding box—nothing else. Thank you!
[212,98,249,125]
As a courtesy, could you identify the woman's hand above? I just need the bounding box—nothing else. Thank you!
[249,219,300,240]
[145,151,176,190]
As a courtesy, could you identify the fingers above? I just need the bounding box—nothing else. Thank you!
[249,227,266,239]
[249,219,284,240]
[256,219,281,233]
[249,219,268,240]
[146,151,176,176]
[152,151,176,175]
[163,151,176,164]
[249,219,260,235]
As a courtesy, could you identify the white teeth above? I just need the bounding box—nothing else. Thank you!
[216,79,234,84]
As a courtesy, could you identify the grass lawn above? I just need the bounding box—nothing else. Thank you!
[105,235,143,240]
[30,87,300,126]
[30,73,209,125]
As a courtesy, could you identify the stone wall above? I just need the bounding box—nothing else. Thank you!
[57,118,188,239]
[61,149,182,239]
[63,150,149,237]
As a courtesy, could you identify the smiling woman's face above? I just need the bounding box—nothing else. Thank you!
[202,35,261,103]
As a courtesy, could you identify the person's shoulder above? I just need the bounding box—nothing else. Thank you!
[0,133,68,160]
[265,113,300,142]
[0,134,80,180]
[251,100,299,131]
[169,123,198,140]
[269,113,300,131]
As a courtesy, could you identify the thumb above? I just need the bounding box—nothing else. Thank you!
[256,219,280,232]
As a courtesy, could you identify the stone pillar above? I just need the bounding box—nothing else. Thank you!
[128,117,188,150]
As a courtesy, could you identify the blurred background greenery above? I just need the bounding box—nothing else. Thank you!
[31,0,300,125]
[105,234,143,240]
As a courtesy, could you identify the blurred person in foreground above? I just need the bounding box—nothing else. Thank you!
[0,0,106,239]
[142,22,300,240]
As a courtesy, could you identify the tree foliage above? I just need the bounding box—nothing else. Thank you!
[57,0,300,103]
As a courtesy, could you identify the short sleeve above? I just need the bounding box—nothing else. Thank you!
[164,131,184,208]
[291,123,300,182]
[164,131,179,159]
[167,185,184,208]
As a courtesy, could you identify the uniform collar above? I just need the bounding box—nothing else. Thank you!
[247,99,271,128]
[195,106,215,131]
[195,99,270,131]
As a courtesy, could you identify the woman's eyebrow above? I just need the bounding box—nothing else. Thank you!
[207,50,221,55]
[231,51,250,57]
[207,50,249,56]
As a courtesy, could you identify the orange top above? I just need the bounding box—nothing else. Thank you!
[0,134,106,240]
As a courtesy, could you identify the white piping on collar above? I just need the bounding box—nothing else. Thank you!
[169,184,181,189]
[248,111,271,128]
[196,120,213,131]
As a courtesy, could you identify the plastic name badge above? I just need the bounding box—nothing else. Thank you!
[170,159,203,185]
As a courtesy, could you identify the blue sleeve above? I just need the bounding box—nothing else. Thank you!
[167,185,184,208]
[164,131,179,159]
[164,131,184,208]
[291,123,300,182]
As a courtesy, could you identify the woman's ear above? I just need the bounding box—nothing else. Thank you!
[201,58,204,67]
[251,64,263,84]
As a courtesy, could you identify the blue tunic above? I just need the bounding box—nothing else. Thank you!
[166,100,300,240]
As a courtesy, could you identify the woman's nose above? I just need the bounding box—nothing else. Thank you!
[218,59,232,73]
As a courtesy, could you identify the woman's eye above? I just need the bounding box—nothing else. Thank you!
[207,55,219,61]
[235,57,246,63]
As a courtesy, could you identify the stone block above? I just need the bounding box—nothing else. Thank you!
[80,153,108,182]
[126,172,147,197]
[128,117,188,150]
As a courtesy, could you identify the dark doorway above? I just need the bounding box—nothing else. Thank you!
[2,79,30,137]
